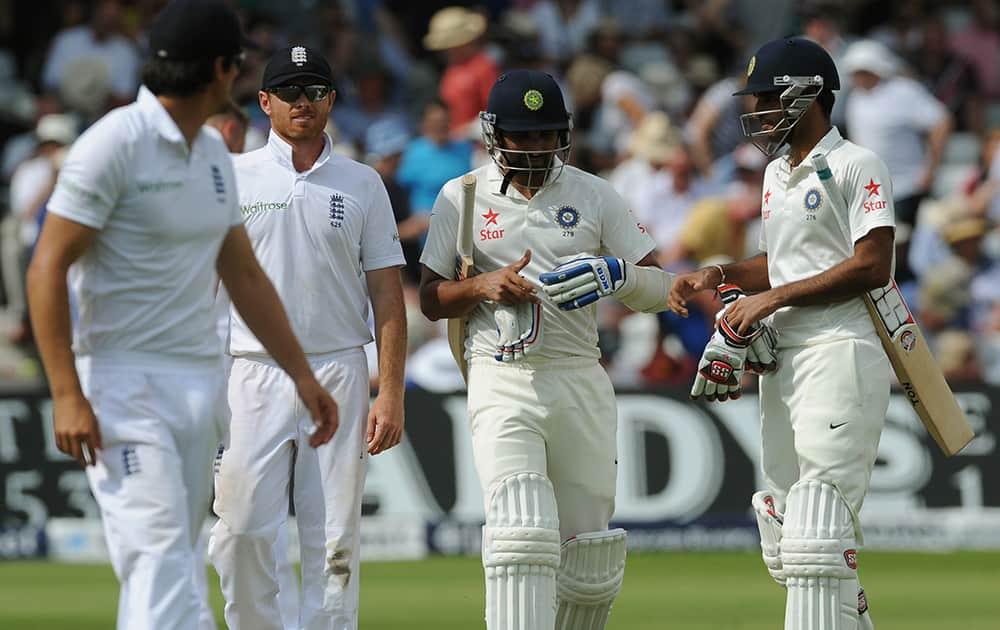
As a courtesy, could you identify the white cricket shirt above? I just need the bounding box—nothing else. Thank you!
[845,76,947,200]
[759,126,895,348]
[228,132,405,356]
[421,161,655,361]
[48,86,243,364]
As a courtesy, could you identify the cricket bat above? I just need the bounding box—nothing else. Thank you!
[810,153,974,456]
[446,174,477,383]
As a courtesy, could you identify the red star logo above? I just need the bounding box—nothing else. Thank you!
[482,208,499,226]
[863,178,881,198]
[764,189,771,205]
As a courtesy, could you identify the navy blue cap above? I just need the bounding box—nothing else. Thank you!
[261,46,334,89]
[484,69,571,132]
[149,0,255,62]
[733,37,840,96]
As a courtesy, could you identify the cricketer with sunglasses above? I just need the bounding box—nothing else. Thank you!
[210,46,407,630]
[419,70,672,630]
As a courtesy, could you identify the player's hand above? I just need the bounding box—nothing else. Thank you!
[717,284,778,374]
[494,302,542,362]
[296,377,339,448]
[538,255,627,310]
[724,290,781,336]
[474,249,539,305]
[366,391,404,455]
[52,393,102,467]
[668,267,720,317]
[691,323,749,402]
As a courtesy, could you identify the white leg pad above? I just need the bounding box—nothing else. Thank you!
[752,491,786,587]
[858,587,874,629]
[483,473,562,630]
[555,528,627,630]
[781,479,860,630]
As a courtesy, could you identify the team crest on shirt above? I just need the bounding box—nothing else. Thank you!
[803,188,823,211]
[210,165,226,203]
[555,206,580,229]
[329,193,345,227]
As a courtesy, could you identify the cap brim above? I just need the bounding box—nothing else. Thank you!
[495,119,569,132]
[263,72,334,89]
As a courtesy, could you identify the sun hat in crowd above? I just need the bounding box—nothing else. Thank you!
[423,7,487,51]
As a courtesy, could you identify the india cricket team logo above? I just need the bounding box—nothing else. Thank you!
[555,206,580,229]
[804,188,823,211]
[747,55,756,77]
[524,89,544,111]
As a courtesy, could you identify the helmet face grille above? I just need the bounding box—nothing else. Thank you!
[480,111,573,192]
[739,76,824,157]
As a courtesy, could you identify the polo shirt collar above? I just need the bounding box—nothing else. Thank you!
[485,157,564,199]
[267,130,332,174]
[779,126,844,174]
[136,86,188,147]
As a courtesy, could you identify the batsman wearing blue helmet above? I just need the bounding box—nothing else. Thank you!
[420,69,675,630]
[670,38,896,630]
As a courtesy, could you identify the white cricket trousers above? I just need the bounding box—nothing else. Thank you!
[79,354,225,630]
[467,356,619,540]
[211,348,369,630]
[760,336,890,521]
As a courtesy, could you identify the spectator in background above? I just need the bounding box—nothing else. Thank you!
[3,114,78,344]
[685,71,754,177]
[41,0,139,111]
[633,142,711,265]
[609,111,680,212]
[206,101,250,155]
[950,0,1000,100]
[911,14,984,134]
[530,0,602,67]
[843,39,952,231]
[332,61,411,147]
[423,6,499,138]
[398,99,471,218]
[661,144,765,268]
[366,118,423,285]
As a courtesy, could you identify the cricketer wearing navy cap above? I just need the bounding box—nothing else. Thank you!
[261,45,334,90]
[149,0,256,62]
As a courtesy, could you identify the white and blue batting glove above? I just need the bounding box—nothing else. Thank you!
[494,302,543,362]
[539,255,627,310]
[716,284,778,374]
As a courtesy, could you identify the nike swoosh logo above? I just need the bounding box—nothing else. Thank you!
[829,421,848,430]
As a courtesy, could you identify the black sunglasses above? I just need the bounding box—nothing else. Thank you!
[268,84,331,103]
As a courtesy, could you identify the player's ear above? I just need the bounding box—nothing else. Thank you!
[259,90,272,116]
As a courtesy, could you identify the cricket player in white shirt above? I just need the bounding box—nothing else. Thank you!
[420,69,672,630]
[26,3,339,630]
[210,46,407,630]
[669,38,895,630]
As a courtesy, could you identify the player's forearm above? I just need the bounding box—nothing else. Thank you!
[369,270,407,395]
[717,253,770,292]
[768,252,888,309]
[924,116,952,186]
[225,269,314,384]
[419,276,483,321]
[26,261,84,401]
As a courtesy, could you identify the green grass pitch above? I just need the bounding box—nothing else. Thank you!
[1,552,998,629]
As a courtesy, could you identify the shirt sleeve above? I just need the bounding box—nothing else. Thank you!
[418,179,460,279]
[597,179,656,263]
[840,149,896,244]
[47,114,129,229]
[361,170,406,271]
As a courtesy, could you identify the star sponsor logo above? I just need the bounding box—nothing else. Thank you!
[863,178,888,213]
[480,208,504,240]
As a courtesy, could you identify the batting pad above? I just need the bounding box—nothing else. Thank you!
[555,528,627,630]
[781,479,860,630]
[482,473,561,630]
[751,491,786,587]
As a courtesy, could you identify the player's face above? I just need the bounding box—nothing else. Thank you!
[260,82,335,141]
[752,93,783,133]
[499,130,558,166]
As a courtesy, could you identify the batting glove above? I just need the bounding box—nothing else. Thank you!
[691,321,749,402]
[538,255,627,310]
[717,284,778,375]
[494,302,543,362]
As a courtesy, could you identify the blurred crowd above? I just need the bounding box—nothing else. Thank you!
[1,0,999,391]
